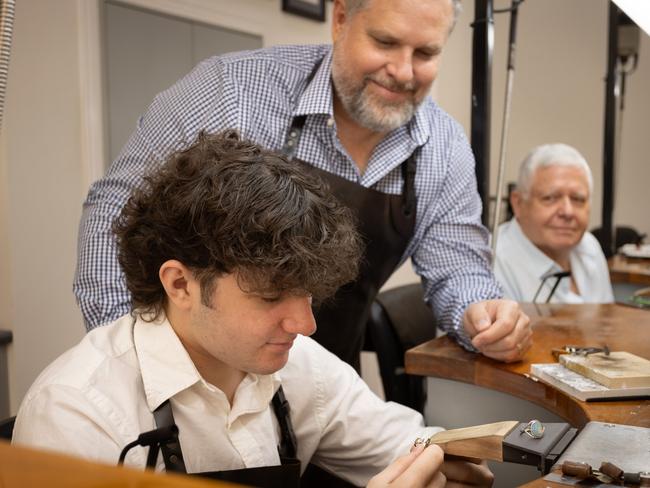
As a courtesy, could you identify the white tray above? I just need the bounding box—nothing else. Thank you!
[619,243,650,259]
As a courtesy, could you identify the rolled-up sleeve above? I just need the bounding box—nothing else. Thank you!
[411,128,503,351]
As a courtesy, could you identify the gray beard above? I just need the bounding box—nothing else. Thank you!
[333,78,418,133]
[332,55,421,132]
[344,87,416,132]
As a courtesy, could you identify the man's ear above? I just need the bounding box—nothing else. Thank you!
[159,260,194,311]
[510,190,523,219]
[331,0,348,43]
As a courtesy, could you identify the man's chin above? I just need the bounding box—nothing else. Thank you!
[369,95,418,116]
[547,239,580,256]
[249,354,290,375]
[553,233,582,246]
[354,104,414,133]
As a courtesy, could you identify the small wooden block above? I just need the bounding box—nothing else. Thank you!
[427,420,519,462]
[560,351,650,389]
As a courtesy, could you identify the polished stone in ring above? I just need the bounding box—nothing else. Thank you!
[520,419,545,439]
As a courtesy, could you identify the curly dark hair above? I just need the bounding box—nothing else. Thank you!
[113,130,362,319]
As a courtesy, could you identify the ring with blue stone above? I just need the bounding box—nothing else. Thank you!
[520,419,545,439]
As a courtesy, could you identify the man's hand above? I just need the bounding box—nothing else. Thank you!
[463,299,532,362]
[367,444,446,487]
[441,456,494,487]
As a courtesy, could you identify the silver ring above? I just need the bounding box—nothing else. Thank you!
[520,419,545,439]
[413,437,432,448]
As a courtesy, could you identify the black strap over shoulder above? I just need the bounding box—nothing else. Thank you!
[152,400,188,472]
[282,115,307,161]
[401,153,417,217]
[152,386,298,473]
[271,385,298,460]
[286,115,417,218]
[281,56,324,161]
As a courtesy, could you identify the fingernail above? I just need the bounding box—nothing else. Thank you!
[477,319,490,331]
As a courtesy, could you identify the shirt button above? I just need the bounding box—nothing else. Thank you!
[327,117,335,128]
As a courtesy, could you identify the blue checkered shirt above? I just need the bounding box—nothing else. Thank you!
[74,44,503,350]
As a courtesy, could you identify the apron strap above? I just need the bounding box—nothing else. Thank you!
[153,400,188,473]
[271,385,298,460]
[282,115,307,161]
[152,386,298,472]
[281,55,324,161]
[285,116,418,218]
[401,152,417,217]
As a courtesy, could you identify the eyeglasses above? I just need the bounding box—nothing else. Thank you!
[532,270,571,303]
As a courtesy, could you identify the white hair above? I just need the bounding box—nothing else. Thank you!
[516,143,593,197]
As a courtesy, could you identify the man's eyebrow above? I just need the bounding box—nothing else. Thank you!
[535,188,589,196]
[367,29,442,53]
[418,45,443,56]
[367,28,396,42]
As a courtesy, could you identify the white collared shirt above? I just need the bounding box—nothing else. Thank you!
[13,314,440,486]
[494,219,614,303]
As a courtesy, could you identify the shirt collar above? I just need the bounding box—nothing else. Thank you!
[294,48,334,117]
[406,99,431,147]
[293,46,431,148]
[133,313,280,413]
[134,314,203,411]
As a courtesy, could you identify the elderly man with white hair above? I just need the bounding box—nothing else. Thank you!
[494,143,614,303]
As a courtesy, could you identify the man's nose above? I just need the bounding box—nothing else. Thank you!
[386,50,414,85]
[557,196,575,216]
[280,296,317,337]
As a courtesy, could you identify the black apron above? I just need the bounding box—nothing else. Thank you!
[149,385,301,488]
[282,116,417,371]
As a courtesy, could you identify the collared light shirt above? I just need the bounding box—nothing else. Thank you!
[13,313,440,486]
[73,44,502,351]
[494,219,614,303]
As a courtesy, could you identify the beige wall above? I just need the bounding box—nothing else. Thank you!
[1,0,87,413]
[1,0,648,413]
[437,0,650,238]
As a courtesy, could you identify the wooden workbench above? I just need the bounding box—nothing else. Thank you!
[406,303,650,487]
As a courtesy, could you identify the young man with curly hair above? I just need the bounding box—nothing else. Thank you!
[14,131,492,488]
